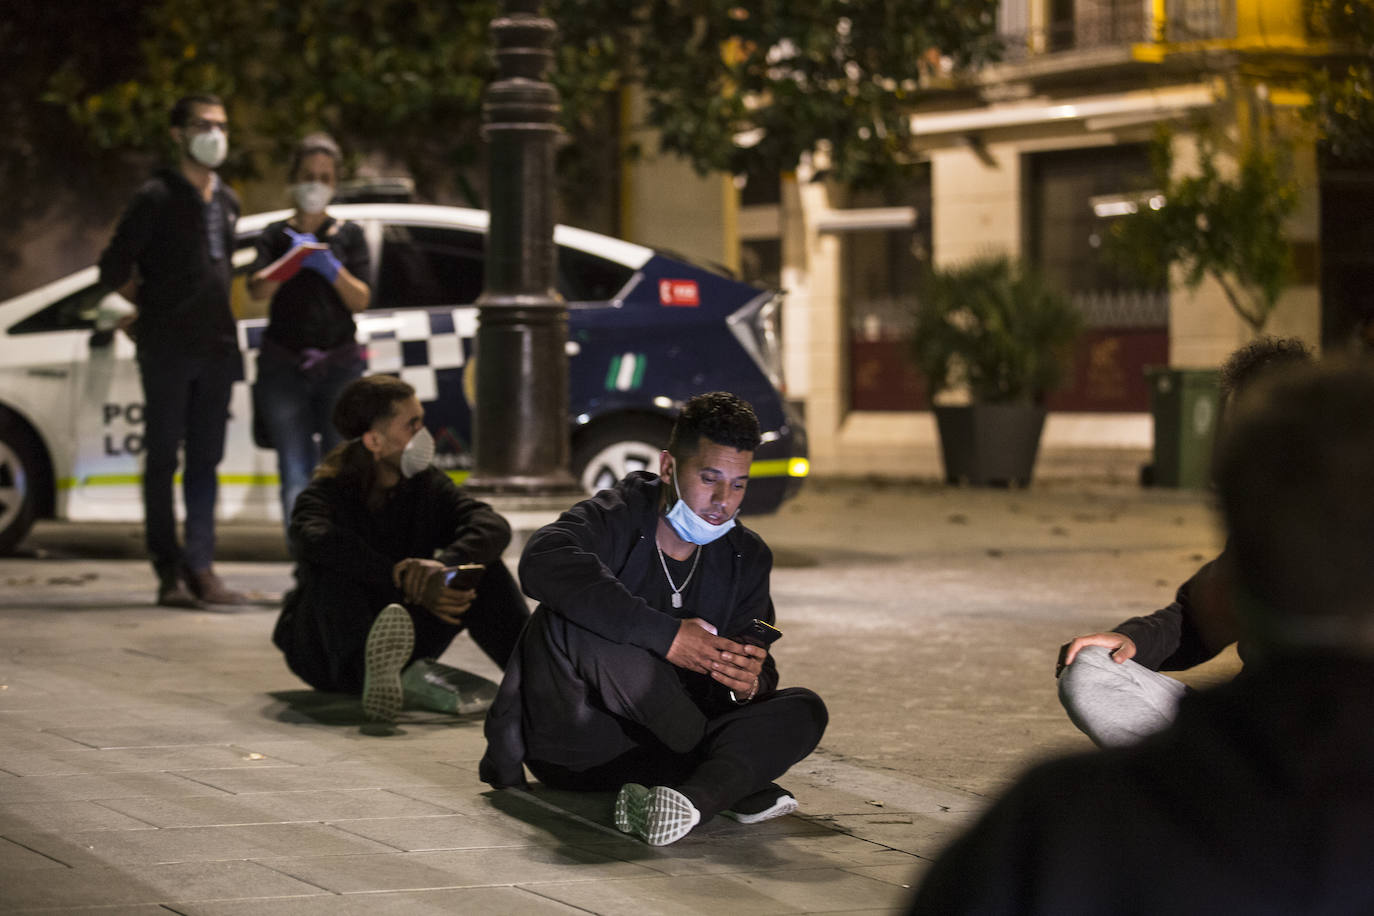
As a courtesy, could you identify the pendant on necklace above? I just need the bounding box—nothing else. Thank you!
[671,593,683,609]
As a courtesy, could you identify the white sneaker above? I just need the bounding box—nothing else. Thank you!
[400,658,499,715]
[721,783,798,824]
[361,604,414,722]
[614,783,701,846]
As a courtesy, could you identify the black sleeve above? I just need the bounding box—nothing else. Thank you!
[1114,557,1227,671]
[98,183,161,291]
[430,475,512,566]
[518,489,681,655]
[288,480,395,588]
[249,221,292,274]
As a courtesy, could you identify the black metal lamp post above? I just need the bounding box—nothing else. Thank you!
[466,0,580,495]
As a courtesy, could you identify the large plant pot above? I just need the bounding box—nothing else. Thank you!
[933,404,1047,487]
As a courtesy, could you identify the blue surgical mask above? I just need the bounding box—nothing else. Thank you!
[664,468,736,545]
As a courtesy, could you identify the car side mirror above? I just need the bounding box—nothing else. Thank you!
[89,329,115,349]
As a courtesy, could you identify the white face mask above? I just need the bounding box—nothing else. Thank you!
[291,181,333,214]
[187,128,228,169]
[400,427,435,478]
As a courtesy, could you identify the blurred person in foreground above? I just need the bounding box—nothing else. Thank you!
[1055,337,1312,746]
[97,93,245,608]
[247,132,370,530]
[909,359,1374,914]
[480,392,827,846]
[271,375,529,723]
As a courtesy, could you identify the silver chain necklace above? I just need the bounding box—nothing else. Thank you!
[656,544,701,609]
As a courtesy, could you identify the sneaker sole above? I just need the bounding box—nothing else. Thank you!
[721,793,797,824]
[614,783,700,846]
[362,604,414,722]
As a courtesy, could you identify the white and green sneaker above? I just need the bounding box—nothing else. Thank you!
[400,658,499,716]
[361,604,414,723]
[613,783,701,846]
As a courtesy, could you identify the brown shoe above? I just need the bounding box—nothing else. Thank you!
[157,578,203,609]
[188,568,247,606]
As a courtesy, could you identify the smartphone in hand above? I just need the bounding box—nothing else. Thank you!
[443,563,486,590]
[734,618,783,649]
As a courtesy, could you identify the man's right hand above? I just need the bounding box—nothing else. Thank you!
[666,618,732,675]
[1061,632,1137,670]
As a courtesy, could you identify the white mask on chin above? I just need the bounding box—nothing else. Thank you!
[664,470,736,545]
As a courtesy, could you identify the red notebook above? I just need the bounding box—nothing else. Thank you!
[259,242,328,283]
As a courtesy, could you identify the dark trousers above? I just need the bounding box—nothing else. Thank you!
[273,559,529,694]
[521,610,828,821]
[137,346,238,581]
[255,344,364,526]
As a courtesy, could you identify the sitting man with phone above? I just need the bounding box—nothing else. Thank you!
[272,374,529,723]
[480,392,828,846]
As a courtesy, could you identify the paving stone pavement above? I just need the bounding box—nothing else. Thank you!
[0,478,1233,914]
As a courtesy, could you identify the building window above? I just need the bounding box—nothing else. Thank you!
[841,170,932,411]
[1026,144,1167,412]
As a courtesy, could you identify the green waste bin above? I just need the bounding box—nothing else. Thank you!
[1145,367,1221,489]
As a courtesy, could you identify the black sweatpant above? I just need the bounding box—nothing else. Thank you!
[519,609,828,821]
[272,559,529,693]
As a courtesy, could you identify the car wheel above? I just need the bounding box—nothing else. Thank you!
[0,416,43,555]
[572,417,674,496]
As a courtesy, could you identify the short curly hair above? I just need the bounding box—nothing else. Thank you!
[1219,336,1313,406]
[667,392,762,459]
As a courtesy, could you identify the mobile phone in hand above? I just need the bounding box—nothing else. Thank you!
[734,618,782,648]
[443,563,485,590]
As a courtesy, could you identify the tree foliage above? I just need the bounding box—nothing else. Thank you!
[32,0,999,199]
[908,255,1082,405]
[1305,0,1374,162]
[1106,127,1298,333]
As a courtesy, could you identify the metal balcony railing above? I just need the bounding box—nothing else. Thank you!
[995,0,1236,60]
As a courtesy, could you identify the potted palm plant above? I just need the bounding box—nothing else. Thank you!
[907,254,1082,486]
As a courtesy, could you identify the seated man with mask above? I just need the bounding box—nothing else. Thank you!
[272,374,529,723]
[480,391,828,846]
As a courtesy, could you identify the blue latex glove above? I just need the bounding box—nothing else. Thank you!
[283,227,318,246]
[302,247,343,283]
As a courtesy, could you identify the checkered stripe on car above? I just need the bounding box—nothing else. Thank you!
[237,307,478,403]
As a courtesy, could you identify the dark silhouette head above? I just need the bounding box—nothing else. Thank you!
[1216,360,1374,650]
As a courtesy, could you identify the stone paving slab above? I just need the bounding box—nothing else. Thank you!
[173,886,588,915]
[0,859,326,911]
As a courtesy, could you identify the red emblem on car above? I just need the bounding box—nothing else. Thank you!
[658,279,700,307]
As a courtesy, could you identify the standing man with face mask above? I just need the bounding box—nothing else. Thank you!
[98,93,245,609]
[247,132,371,530]
[481,392,828,846]
[271,375,530,723]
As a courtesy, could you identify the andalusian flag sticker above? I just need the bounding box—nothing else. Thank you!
[605,353,646,391]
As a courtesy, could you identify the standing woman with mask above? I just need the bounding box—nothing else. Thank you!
[248,132,371,526]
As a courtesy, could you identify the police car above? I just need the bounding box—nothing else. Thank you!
[0,203,808,553]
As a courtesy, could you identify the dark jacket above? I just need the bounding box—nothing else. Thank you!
[287,465,511,583]
[98,167,240,354]
[481,471,779,788]
[1112,554,1241,670]
[909,655,1374,915]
